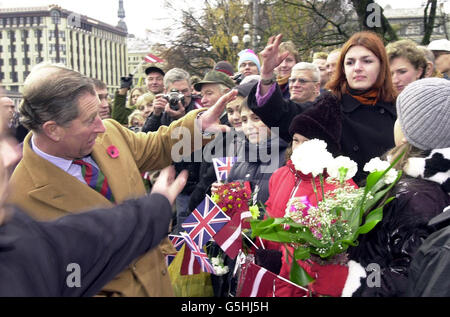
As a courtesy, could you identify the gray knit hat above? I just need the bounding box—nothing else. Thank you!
[396,78,450,150]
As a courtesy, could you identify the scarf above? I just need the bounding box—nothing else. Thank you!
[277,74,290,87]
[345,86,379,106]
[404,148,450,193]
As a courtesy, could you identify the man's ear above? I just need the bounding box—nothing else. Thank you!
[42,121,64,142]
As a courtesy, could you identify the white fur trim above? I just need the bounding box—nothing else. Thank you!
[404,157,425,178]
[341,260,367,297]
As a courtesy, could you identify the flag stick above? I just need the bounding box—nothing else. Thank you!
[241,231,259,250]
[132,59,145,76]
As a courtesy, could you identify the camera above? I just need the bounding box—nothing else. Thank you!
[232,72,243,85]
[163,89,185,111]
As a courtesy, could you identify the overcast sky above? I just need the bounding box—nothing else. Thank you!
[0,0,447,39]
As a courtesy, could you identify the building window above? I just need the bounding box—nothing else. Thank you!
[0,72,4,81]
[26,17,31,25]
[51,10,61,25]
[10,71,18,82]
[9,58,17,66]
[34,29,42,38]
[22,30,29,38]
[19,17,24,25]
[8,45,16,53]
[23,57,31,65]
[9,31,16,41]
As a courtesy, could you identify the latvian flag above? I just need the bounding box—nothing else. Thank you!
[213,211,252,259]
[237,262,307,297]
[144,53,165,64]
[181,195,230,248]
[212,157,237,182]
[180,232,214,274]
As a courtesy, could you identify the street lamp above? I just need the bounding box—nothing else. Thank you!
[232,23,252,48]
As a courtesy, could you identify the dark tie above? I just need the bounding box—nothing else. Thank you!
[73,159,115,202]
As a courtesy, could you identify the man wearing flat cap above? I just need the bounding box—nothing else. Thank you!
[428,39,450,79]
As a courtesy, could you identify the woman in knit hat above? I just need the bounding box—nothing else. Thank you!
[248,32,397,185]
[348,78,450,297]
[237,49,261,78]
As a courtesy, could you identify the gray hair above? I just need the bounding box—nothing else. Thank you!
[291,62,321,83]
[19,63,96,132]
[163,68,191,89]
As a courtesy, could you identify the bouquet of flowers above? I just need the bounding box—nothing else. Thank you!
[212,181,260,220]
[250,139,403,291]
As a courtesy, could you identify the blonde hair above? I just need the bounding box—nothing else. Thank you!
[279,41,301,63]
[135,92,155,110]
[384,143,427,172]
[128,110,145,127]
[127,87,146,108]
[313,52,328,60]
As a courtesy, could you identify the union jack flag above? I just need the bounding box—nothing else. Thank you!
[180,232,214,274]
[181,195,230,248]
[212,157,237,182]
[165,235,185,267]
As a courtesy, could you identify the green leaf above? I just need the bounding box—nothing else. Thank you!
[294,247,311,261]
[356,206,383,235]
[290,260,314,287]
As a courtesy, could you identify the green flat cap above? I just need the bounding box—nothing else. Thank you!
[194,70,236,91]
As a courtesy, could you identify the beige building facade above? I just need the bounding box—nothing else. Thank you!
[0,5,128,94]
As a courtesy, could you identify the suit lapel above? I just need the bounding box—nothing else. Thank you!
[23,133,113,213]
[91,132,139,203]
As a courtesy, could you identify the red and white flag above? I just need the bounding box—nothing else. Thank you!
[237,262,307,297]
[180,232,214,275]
[144,53,164,64]
[213,211,252,259]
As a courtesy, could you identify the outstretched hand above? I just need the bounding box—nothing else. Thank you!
[259,34,291,77]
[198,89,238,133]
[151,166,188,205]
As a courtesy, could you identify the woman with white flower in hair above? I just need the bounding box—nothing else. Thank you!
[259,108,358,297]
[348,78,450,297]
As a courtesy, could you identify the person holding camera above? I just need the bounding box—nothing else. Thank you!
[142,68,198,133]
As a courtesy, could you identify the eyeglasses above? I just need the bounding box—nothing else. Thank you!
[288,78,317,85]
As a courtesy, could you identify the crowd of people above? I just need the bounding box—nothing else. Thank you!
[0,32,449,297]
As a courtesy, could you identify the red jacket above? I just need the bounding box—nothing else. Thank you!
[262,160,357,297]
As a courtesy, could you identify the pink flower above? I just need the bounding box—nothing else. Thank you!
[107,145,119,158]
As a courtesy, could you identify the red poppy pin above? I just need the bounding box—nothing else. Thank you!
[107,145,119,158]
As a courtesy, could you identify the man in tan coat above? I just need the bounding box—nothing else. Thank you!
[7,63,236,296]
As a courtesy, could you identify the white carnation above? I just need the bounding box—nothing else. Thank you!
[291,139,334,177]
[327,156,358,181]
[363,157,399,184]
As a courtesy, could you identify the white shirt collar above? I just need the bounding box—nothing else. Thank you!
[31,135,74,173]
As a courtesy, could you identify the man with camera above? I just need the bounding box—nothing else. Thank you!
[142,68,198,133]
